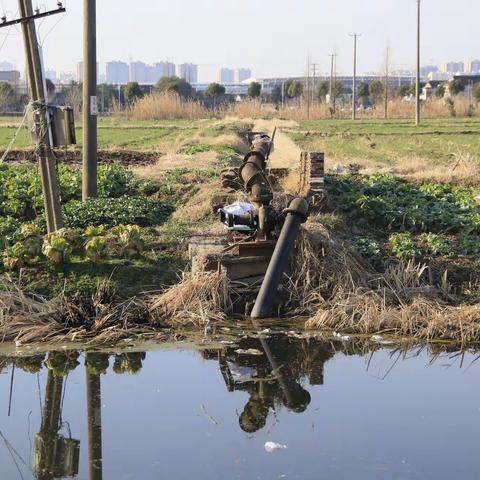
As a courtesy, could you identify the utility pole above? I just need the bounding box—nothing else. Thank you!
[306,56,310,120]
[83,0,98,200]
[415,0,421,125]
[311,62,320,105]
[329,54,337,113]
[350,33,361,120]
[15,0,64,232]
[384,46,390,119]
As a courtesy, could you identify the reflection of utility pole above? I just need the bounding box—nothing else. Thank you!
[86,357,103,480]
[33,370,80,480]
[349,34,361,120]
[415,0,421,125]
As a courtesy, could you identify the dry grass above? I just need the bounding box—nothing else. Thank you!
[0,280,159,344]
[112,91,478,122]
[340,152,480,185]
[149,271,231,327]
[121,92,210,121]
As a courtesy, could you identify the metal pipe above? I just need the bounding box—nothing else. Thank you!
[251,198,309,318]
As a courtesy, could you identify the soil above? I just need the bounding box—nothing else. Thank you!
[1,149,160,167]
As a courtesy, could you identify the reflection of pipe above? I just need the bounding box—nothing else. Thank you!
[256,334,294,406]
[251,198,309,318]
[86,359,103,480]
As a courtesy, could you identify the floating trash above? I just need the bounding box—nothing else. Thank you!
[264,442,287,453]
[235,348,263,356]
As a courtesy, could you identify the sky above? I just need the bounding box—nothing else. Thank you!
[0,0,478,82]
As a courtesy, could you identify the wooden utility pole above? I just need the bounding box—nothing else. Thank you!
[350,34,361,120]
[384,46,390,119]
[82,0,98,200]
[16,0,64,232]
[415,0,421,125]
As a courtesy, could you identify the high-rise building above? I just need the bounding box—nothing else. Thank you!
[129,61,148,83]
[441,61,464,74]
[106,61,129,84]
[217,68,234,84]
[465,59,480,74]
[420,65,438,77]
[176,63,198,83]
[76,62,83,82]
[234,68,251,83]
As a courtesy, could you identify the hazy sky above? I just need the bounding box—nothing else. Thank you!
[0,0,477,81]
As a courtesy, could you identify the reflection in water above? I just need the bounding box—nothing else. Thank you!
[202,336,335,433]
[3,351,146,479]
[1,338,477,479]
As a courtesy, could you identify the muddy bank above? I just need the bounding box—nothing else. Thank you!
[1,149,160,166]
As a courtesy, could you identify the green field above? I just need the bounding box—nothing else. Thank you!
[286,118,480,166]
[1,116,478,168]
[0,116,223,151]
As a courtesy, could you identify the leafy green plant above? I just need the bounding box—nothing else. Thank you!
[85,236,108,263]
[388,232,419,260]
[3,242,31,269]
[62,197,172,229]
[418,233,451,256]
[42,231,73,264]
[458,234,480,261]
[110,224,145,257]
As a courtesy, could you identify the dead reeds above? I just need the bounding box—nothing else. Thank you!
[148,271,231,327]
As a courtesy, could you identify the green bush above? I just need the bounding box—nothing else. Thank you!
[62,197,172,228]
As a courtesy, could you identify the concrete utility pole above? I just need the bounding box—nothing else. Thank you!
[384,46,390,119]
[311,62,319,104]
[350,33,361,120]
[328,53,337,113]
[415,0,421,125]
[17,0,63,232]
[83,0,98,200]
[306,56,311,120]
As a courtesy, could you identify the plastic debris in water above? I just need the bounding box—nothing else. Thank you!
[333,332,351,341]
[264,442,287,453]
[235,348,263,356]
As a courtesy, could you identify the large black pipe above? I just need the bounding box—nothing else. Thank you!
[251,198,309,318]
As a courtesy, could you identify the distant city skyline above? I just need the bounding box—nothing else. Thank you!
[0,0,477,82]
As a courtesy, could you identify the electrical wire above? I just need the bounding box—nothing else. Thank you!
[0,106,29,163]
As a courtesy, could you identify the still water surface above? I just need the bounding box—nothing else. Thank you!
[0,335,478,480]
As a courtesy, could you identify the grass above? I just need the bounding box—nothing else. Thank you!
[287,118,480,167]
[0,116,217,151]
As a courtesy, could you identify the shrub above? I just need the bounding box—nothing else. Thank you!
[62,197,172,228]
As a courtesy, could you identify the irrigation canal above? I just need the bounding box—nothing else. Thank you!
[0,335,478,479]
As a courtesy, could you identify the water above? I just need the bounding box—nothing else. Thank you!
[0,335,479,480]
